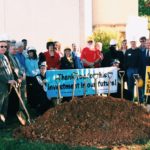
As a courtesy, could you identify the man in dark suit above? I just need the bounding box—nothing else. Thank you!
[124,40,142,101]
[140,40,150,80]
[102,39,124,70]
[0,39,16,123]
[139,39,150,103]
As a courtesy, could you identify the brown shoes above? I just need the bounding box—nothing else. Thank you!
[16,111,26,126]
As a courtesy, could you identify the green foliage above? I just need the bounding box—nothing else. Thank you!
[92,27,123,53]
[139,0,150,16]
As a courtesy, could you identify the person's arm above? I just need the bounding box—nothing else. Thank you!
[25,59,33,76]
[55,53,61,69]
[81,59,94,66]
[124,50,128,70]
[93,50,102,66]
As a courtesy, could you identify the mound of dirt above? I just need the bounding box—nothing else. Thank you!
[14,96,150,147]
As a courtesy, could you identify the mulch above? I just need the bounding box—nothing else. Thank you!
[13,96,150,147]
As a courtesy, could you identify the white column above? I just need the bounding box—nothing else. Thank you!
[79,0,93,48]
[0,0,5,33]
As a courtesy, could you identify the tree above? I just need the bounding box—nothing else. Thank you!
[139,0,150,16]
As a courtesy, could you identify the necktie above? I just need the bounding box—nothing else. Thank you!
[3,55,13,80]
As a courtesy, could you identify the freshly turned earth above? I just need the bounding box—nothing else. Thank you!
[14,96,150,147]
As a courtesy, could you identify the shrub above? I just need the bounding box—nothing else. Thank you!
[92,27,123,53]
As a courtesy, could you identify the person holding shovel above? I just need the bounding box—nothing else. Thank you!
[7,44,26,125]
[124,39,142,101]
[0,37,17,124]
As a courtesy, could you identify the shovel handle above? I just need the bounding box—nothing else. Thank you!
[13,85,31,124]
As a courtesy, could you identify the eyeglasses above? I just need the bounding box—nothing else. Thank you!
[0,46,7,49]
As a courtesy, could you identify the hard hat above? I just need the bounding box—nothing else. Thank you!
[15,41,24,48]
[27,46,36,52]
[0,34,10,42]
[64,46,71,51]
[47,38,53,42]
[110,39,117,46]
[39,61,47,68]
[138,78,144,88]
[129,37,137,42]
[87,36,94,42]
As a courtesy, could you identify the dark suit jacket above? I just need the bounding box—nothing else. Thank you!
[139,50,150,80]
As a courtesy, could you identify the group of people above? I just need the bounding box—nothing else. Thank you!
[0,34,150,126]
[102,37,150,103]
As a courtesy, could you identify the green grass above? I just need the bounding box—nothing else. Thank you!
[1,124,150,150]
[1,125,150,150]
[0,130,101,150]
[0,117,101,150]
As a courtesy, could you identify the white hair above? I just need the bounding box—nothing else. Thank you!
[15,41,24,48]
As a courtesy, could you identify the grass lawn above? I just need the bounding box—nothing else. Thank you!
[1,121,150,150]
[0,126,100,150]
[0,117,101,150]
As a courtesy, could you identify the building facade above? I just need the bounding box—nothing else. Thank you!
[0,0,138,51]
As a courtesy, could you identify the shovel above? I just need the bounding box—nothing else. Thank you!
[13,85,31,124]
[93,73,99,95]
[55,76,61,105]
[133,74,140,104]
[119,71,125,99]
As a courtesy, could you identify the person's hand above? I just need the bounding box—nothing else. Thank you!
[89,62,94,68]
[8,80,17,86]
[43,79,47,84]
[17,78,22,84]
[23,73,26,80]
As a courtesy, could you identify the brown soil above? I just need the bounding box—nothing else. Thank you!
[14,96,150,147]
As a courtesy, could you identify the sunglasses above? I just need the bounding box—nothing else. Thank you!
[0,46,7,49]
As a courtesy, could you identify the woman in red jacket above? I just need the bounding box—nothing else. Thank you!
[44,42,60,70]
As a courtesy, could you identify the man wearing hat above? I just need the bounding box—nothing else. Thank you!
[0,37,16,123]
[102,39,124,69]
[81,36,101,68]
